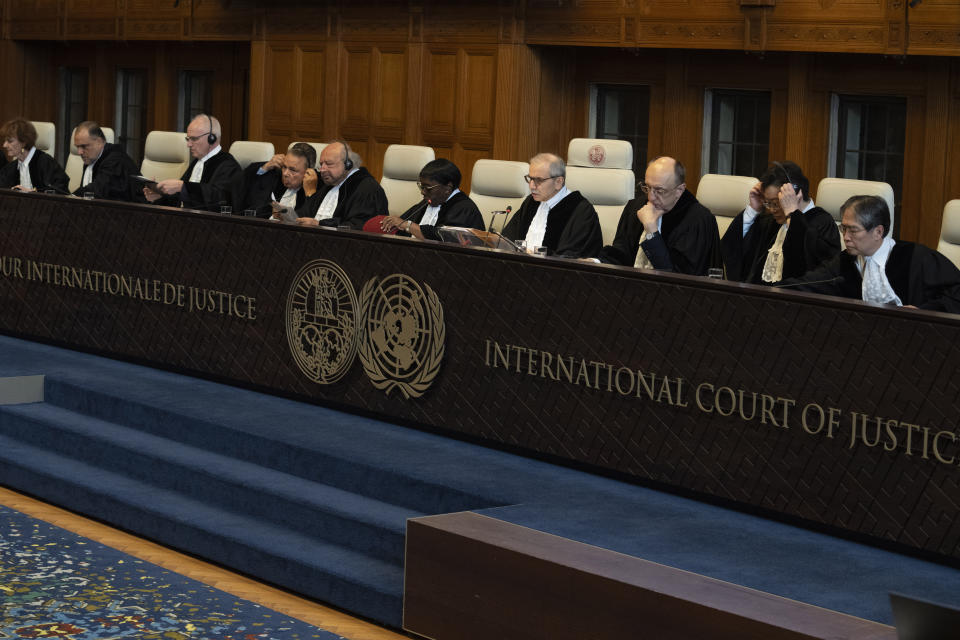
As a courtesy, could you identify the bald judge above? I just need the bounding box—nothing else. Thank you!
[501,152,602,258]
[144,114,241,211]
[598,156,721,275]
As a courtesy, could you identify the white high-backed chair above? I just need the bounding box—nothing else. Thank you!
[289,141,327,168]
[696,174,756,238]
[468,159,530,232]
[31,121,56,158]
[140,131,190,182]
[816,177,896,239]
[381,144,435,216]
[563,138,635,246]
[65,126,116,193]
[938,200,960,270]
[229,141,275,170]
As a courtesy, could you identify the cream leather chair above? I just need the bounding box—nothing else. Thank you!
[31,121,56,157]
[696,174,756,238]
[468,159,530,232]
[563,138,635,246]
[938,200,960,270]
[229,140,275,170]
[816,177,896,239]
[140,131,190,182]
[289,141,327,168]
[66,126,115,193]
[381,144,435,216]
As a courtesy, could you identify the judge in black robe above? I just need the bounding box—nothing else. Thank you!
[379,158,484,241]
[71,122,144,202]
[598,190,721,274]
[145,114,241,212]
[298,142,387,230]
[232,144,316,218]
[0,118,69,193]
[498,151,601,259]
[781,195,960,313]
[721,161,841,284]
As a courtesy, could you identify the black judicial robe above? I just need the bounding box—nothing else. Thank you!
[501,191,603,258]
[597,190,721,275]
[399,190,485,241]
[300,167,388,230]
[71,143,144,203]
[156,150,241,211]
[721,205,841,284]
[231,163,307,218]
[781,241,960,313]
[0,149,69,194]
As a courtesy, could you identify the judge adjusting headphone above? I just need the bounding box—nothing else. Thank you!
[773,161,801,197]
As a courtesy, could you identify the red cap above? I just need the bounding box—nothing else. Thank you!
[363,215,397,234]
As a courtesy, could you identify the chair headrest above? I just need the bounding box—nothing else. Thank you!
[566,138,633,170]
[470,160,529,198]
[144,131,190,164]
[565,167,634,206]
[31,121,56,153]
[942,200,960,245]
[696,174,757,218]
[382,145,436,180]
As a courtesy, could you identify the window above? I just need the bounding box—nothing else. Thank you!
[116,69,148,164]
[831,94,906,229]
[703,89,771,178]
[178,71,214,132]
[590,84,650,177]
[58,68,89,166]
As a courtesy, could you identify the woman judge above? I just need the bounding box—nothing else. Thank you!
[0,118,69,193]
[379,158,484,240]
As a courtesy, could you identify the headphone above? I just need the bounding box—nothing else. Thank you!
[205,114,217,145]
[773,161,801,197]
[341,142,353,171]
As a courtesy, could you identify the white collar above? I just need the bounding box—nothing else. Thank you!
[866,236,896,267]
[197,145,221,164]
[800,198,815,214]
[330,167,359,192]
[19,147,36,166]
[542,185,570,210]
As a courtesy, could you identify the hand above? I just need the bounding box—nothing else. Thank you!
[156,179,183,196]
[11,185,34,192]
[380,216,406,233]
[297,217,319,226]
[303,169,318,196]
[637,202,664,234]
[748,182,764,211]
[778,182,802,216]
[902,304,918,309]
[263,154,285,172]
[143,187,161,202]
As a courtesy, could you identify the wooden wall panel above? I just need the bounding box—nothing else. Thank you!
[341,46,372,128]
[422,48,458,137]
[375,49,406,128]
[299,46,327,124]
[460,50,495,138]
[264,45,296,124]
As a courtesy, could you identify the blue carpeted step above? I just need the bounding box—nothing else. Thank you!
[42,377,504,515]
[0,433,404,627]
[0,402,419,564]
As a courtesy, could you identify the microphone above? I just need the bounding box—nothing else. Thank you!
[775,275,845,289]
[488,205,512,233]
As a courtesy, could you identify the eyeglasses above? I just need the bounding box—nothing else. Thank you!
[840,224,867,235]
[639,182,680,198]
[417,182,446,193]
[184,132,212,143]
[762,199,781,211]
[524,175,560,187]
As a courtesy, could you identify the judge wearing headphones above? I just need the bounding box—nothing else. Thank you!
[297,140,387,230]
[144,114,241,212]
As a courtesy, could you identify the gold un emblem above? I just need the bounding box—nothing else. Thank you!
[286,260,445,398]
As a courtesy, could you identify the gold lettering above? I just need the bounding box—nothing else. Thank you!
[614,367,635,396]
[540,352,557,380]
[933,430,956,464]
[527,349,539,376]
[575,359,592,388]
[714,386,736,417]
[738,390,757,421]
[883,419,899,452]
[637,371,655,400]
[656,376,674,405]
[695,382,714,412]
[558,356,574,383]
[902,422,920,455]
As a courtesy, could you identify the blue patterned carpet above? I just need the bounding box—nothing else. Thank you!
[0,505,346,640]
